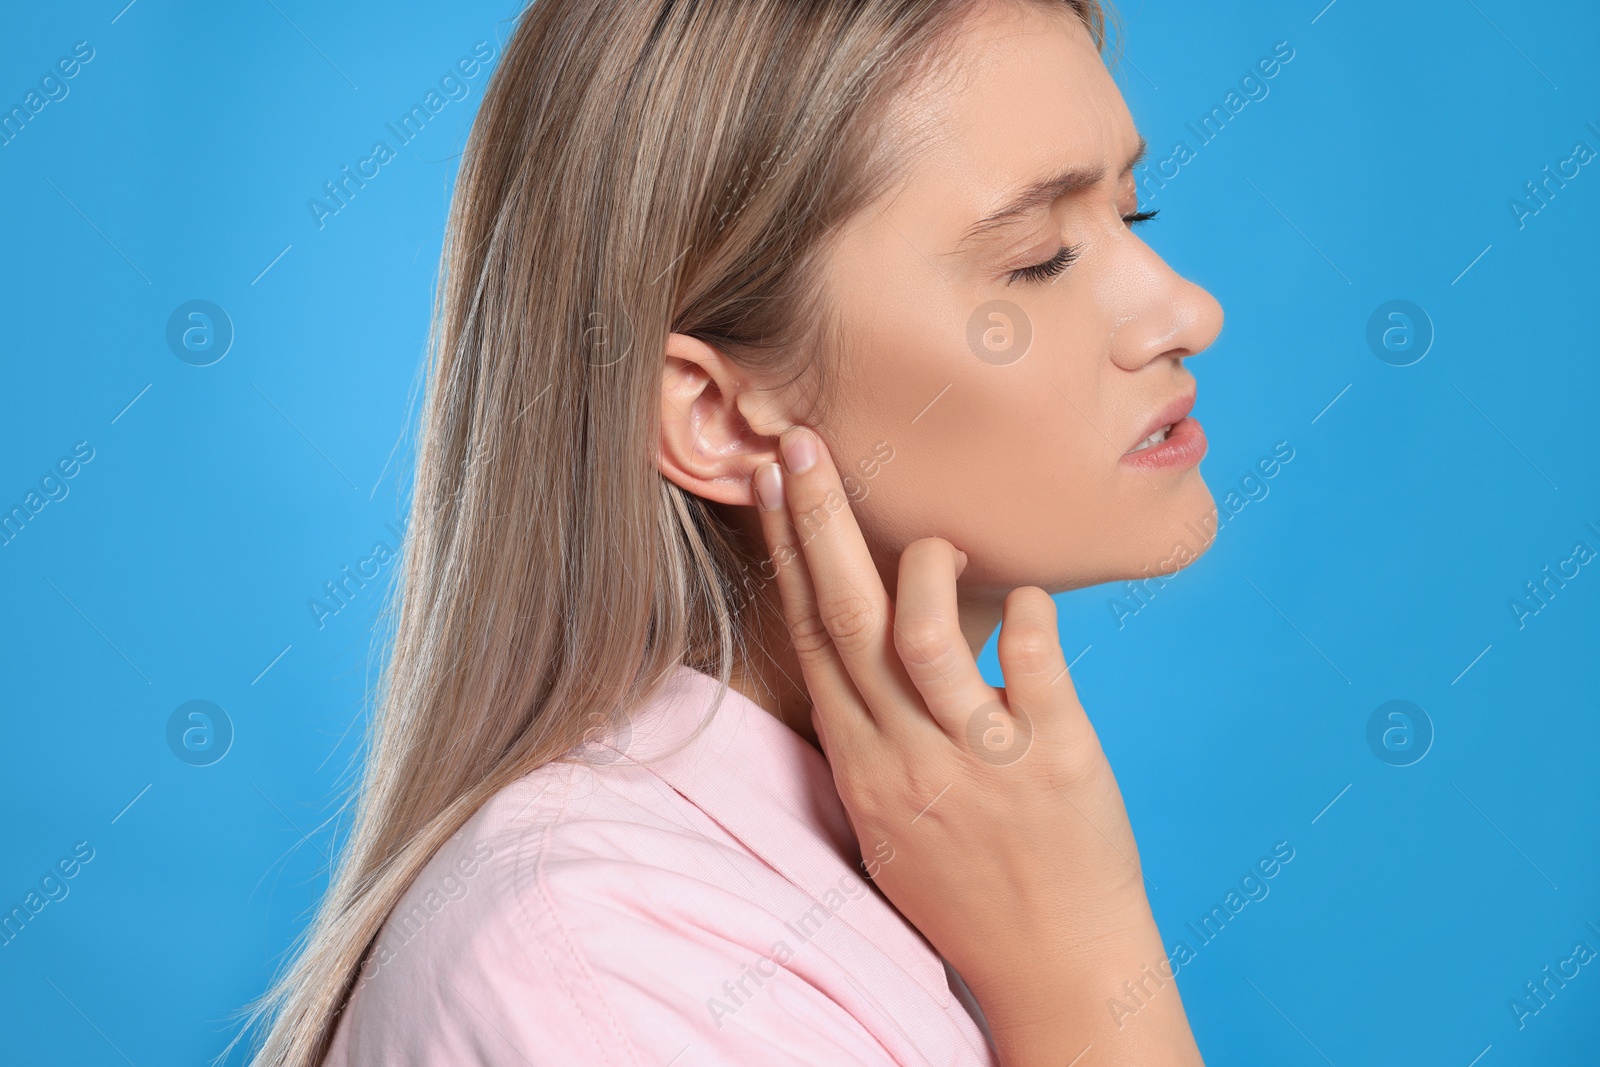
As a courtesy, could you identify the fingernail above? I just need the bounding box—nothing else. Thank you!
[954,549,968,575]
[753,462,785,511]
[781,427,817,474]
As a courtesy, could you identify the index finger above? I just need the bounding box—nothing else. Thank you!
[752,458,877,751]
[774,426,929,730]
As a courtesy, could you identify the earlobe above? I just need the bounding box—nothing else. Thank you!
[657,332,784,507]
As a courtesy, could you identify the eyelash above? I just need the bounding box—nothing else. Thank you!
[1006,208,1161,285]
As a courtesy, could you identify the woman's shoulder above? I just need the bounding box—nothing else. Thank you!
[322,757,759,1065]
[354,741,771,965]
[320,667,993,1066]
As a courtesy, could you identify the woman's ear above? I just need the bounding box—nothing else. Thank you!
[658,332,788,507]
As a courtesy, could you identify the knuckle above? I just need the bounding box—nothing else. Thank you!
[998,587,1061,675]
[1050,732,1111,791]
[787,609,835,657]
[893,616,960,671]
[834,771,879,815]
[998,627,1060,675]
[825,594,883,653]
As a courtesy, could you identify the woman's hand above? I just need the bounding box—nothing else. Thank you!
[751,426,1203,1067]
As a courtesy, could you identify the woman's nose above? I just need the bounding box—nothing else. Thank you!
[1107,248,1224,372]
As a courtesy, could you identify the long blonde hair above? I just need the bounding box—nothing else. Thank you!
[232,1,1107,1063]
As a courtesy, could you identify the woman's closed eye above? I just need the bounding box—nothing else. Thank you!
[1005,208,1161,286]
[1008,243,1082,285]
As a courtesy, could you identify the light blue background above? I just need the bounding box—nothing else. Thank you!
[1,1,1596,1064]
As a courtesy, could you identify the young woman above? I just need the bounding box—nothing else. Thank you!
[236,0,1222,1063]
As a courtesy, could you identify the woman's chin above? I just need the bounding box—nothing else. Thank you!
[1115,483,1219,583]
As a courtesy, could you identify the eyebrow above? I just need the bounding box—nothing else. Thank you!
[957,135,1149,248]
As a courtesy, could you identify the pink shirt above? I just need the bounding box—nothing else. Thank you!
[322,663,999,1066]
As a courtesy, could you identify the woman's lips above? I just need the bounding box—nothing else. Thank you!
[1119,415,1207,471]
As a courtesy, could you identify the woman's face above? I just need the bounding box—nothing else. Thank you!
[812,0,1224,597]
